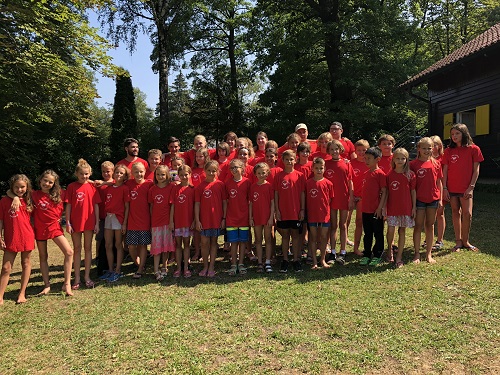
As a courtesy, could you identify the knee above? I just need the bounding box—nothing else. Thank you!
[1,263,12,275]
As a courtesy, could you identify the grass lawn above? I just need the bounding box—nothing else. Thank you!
[0,191,498,374]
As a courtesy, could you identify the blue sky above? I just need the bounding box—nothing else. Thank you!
[89,11,159,109]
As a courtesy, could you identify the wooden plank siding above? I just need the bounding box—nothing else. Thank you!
[427,55,500,178]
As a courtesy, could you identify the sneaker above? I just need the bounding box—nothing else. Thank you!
[280,260,289,273]
[359,257,370,266]
[369,257,382,266]
[326,252,336,265]
[99,271,112,281]
[108,272,121,283]
[433,241,444,250]
[336,254,346,265]
[293,260,303,272]
[265,263,273,273]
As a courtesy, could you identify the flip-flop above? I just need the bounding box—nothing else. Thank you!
[85,280,95,288]
[71,283,81,290]
[451,245,462,252]
[132,272,143,279]
[463,245,479,252]
[207,270,216,278]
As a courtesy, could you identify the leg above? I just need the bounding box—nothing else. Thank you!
[413,209,425,263]
[435,205,445,243]
[308,226,318,268]
[137,245,147,274]
[386,226,396,262]
[254,226,264,265]
[17,251,32,303]
[36,240,51,294]
[114,230,124,274]
[200,235,210,274]
[82,230,94,283]
[362,213,374,258]
[346,208,353,245]
[318,226,330,267]
[174,236,183,274]
[104,228,115,273]
[263,225,273,263]
[52,235,74,296]
[449,196,463,248]
[128,245,139,267]
[192,231,201,261]
[71,232,83,285]
[353,201,364,256]
[182,237,191,273]
[291,228,301,261]
[424,207,437,263]
[395,227,406,265]
[0,250,17,304]
[209,236,218,273]
[372,217,385,259]
[459,196,474,248]
[330,210,339,252]
[280,228,291,261]
[338,209,348,251]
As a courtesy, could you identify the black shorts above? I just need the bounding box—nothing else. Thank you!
[276,220,303,233]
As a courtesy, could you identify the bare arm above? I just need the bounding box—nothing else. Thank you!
[65,203,73,234]
[122,202,129,234]
[464,162,480,198]
[94,204,100,234]
[267,199,275,227]
[274,191,281,221]
[375,187,387,219]
[194,202,202,231]
[0,220,5,249]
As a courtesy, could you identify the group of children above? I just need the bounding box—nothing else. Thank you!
[0,123,483,303]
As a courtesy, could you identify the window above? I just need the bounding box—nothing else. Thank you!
[443,104,489,140]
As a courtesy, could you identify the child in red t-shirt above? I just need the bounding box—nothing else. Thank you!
[309,132,333,161]
[195,161,227,277]
[191,147,209,187]
[430,135,446,250]
[325,140,354,265]
[377,134,395,175]
[102,164,130,282]
[170,165,195,278]
[66,159,101,289]
[274,150,306,273]
[125,162,154,279]
[306,158,334,269]
[253,131,268,162]
[169,156,185,185]
[349,140,370,256]
[410,137,443,264]
[359,148,387,266]
[145,149,162,181]
[95,161,114,265]
[149,165,175,280]
[295,142,313,179]
[386,148,416,268]
[216,142,230,169]
[226,159,251,276]
[0,174,35,304]
[249,163,275,273]
[442,124,484,252]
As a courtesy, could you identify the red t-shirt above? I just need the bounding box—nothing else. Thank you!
[294,162,313,180]
[191,167,206,188]
[273,170,306,221]
[116,157,148,171]
[66,182,101,232]
[161,152,182,167]
[148,184,174,227]
[0,197,34,252]
[183,149,216,168]
[104,184,130,225]
[338,138,355,159]
[195,180,227,230]
[249,182,274,226]
[278,140,318,155]
[145,168,155,182]
[225,177,251,227]
[171,184,195,229]
[306,178,334,223]
[379,155,393,175]
[309,151,331,161]
[361,168,387,213]
[32,190,65,241]
[386,170,416,216]
[97,183,111,219]
[442,145,484,194]
[125,179,154,231]
[410,159,442,203]
[350,159,369,197]
[325,159,353,210]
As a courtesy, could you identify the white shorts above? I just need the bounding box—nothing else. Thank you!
[104,214,122,230]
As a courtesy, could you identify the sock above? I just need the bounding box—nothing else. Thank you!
[340,250,346,255]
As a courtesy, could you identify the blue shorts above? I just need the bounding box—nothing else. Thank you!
[308,222,331,228]
[226,227,249,242]
[200,228,221,237]
[416,199,439,209]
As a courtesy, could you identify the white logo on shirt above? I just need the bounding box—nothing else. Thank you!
[106,193,112,203]
[203,189,212,199]
[310,188,318,198]
[155,194,164,204]
[178,194,186,204]
[281,180,290,190]
[130,191,138,200]
[38,199,49,210]
[325,169,334,179]
[391,181,400,190]
[417,168,427,178]
[353,168,360,177]
[451,154,459,163]
[76,192,85,202]
[229,189,237,198]
[9,208,18,218]
[252,192,259,202]
[192,173,200,181]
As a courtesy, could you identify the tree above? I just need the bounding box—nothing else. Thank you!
[0,0,115,184]
[109,72,138,162]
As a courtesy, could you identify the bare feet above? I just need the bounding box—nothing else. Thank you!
[62,285,74,297]
[353,250,363,257]
[16,296,27,304]
[0,299,4,305]
[311,265,319,270]
[38,286,51,296]
[320,262,331,268]
[412,256,421,264]
[426,256,436,264]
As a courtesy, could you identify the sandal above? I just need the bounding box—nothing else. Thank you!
[265,264,273,273]
[160,268,168,277]
[256,263,264,273]
[71,283,81,290]
[198,269,208,277]
[228,265,237,276]
[85,280,95,289]
[184,270,192,278]
[451,245,462,252]
[238,264,247,275]
[155,271,164,281]
[173,270,181,278]
[207,270,216,278]
[463,245,479,252]
[132,272,143,279]
[395,261,404,269]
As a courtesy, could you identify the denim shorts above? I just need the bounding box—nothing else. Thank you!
[200,228,221,237]
[308,222,331,228]
[416,199,439,209]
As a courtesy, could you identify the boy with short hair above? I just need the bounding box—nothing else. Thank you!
[377,134,395,175]
[360,147,387,266]
[146,149,162,181]
[274,150,306,273]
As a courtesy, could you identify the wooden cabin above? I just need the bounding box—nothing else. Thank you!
[401,23,500,177]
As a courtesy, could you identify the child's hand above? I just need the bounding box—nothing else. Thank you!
[220,218,226,229]
[249,218,254,227]
[443,189,450,202]
[375,208,383,219]
[267,217,273,227]
[190,221,195,230]
[348,197,355,211]
[10,196,21,211]
[94,223,100,235]
[121,224,127,234]
[66,223,74,234]
[195,221,202,231]
[0,238,5,250]
[411,207,416,219]
[463,186,474,199]
[276,210,281,221]
[298,209,304,221]
[168,222,174,231]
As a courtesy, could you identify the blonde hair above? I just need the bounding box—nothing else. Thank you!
[101,161,114,170]
[193,134,207,149]
[178,165,192,175]
[131,161,146,172]
[237,137,255,158]
[194,147,210,168]
[230,158,244,168]
[318,132,333,142]
[204,160,219,172]
[148,149,162,158]
[75,158,92,176]
[430,135,444,156]
[114,164,130,182]
[282,149,296,160]
[253,162,270,175]
[265,140,278,150]
[355,139,370,148]
[391,148,410,176]
[154,165,170,185]
[416,137,434,160]
[37,170,62,204]
[327,139,345,153]
[9,174,33,212]
[377,134,396,146]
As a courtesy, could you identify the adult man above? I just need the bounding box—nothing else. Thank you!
[329,121,356,160]
[161,136,183,167]
[278,123,317,154]
[116,138,149,170]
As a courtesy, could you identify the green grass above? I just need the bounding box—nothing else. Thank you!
[0,192,499,374]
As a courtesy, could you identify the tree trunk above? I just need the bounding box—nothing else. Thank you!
[228,9,240,130]
[157,23,170,140]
